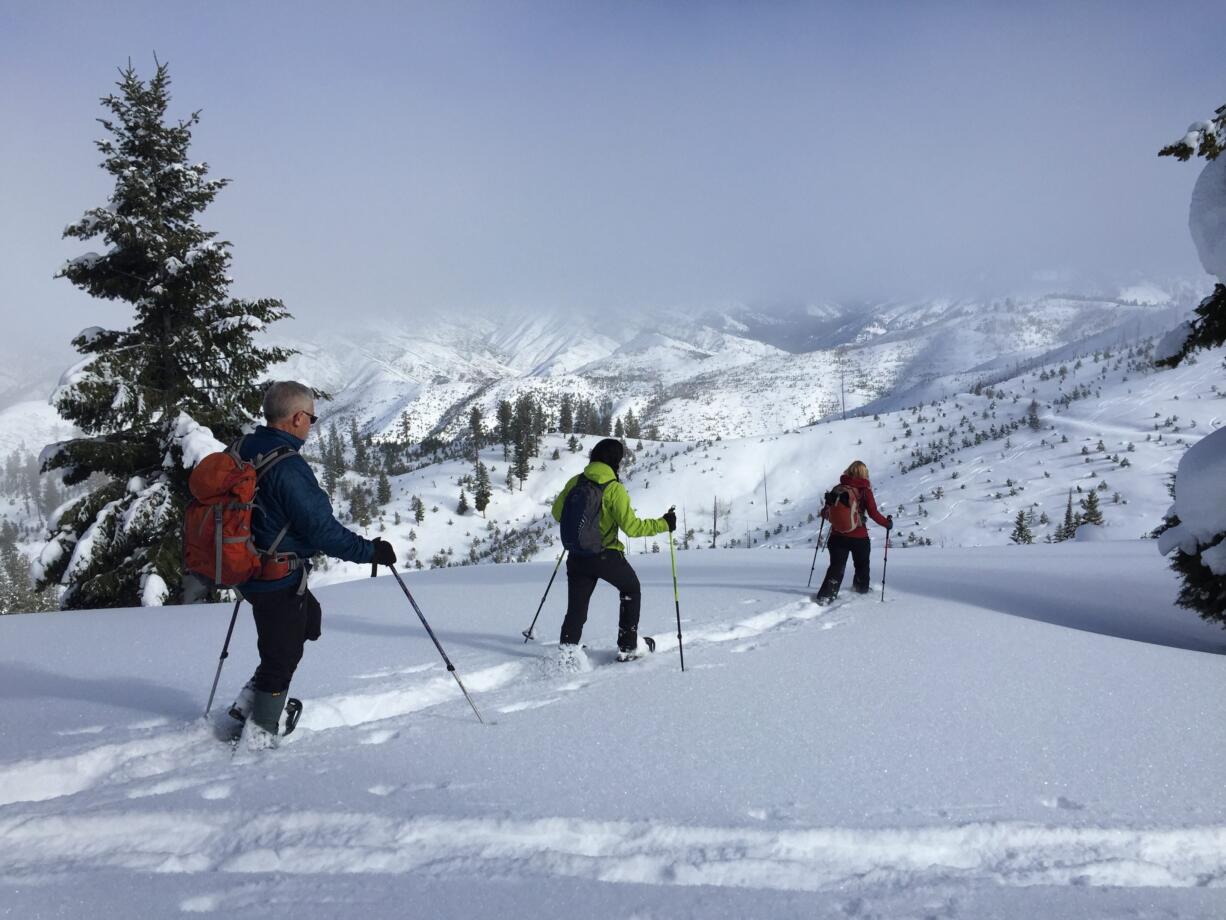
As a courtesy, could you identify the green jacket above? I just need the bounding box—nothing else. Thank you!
[551,461,668,552]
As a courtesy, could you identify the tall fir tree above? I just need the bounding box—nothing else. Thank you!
[496,400,514,460]
[558,394,574,434]
[512,437,530,490]
[468,405,484,462]
[1157,104,1226,367]
[473,460,492,517]
[1009,510,1034,544]
[36,62,291,609]
[376,471,392,506]
[456,488,469,515]
[1154,104,1226,625]
[1079,489,1104,526]
[1056,490,1078,542]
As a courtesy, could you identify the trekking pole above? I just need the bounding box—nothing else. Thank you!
[668,516,685,672]
[807,518,826,588]
[387,563,485,724]
[881,525,891,603]
[522,550,566,642]
[204,597,242,718]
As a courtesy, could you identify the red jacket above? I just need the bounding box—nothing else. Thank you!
[821,474,890,539]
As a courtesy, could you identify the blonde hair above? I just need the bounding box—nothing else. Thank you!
[844,460,869,480]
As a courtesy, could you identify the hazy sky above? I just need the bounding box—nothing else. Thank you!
[2,0,1224,359]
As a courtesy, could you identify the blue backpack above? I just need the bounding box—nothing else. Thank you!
[560,478,609,556]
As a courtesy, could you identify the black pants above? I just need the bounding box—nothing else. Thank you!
[816,533,872,600]
[241,584,322,693]
[560,550,641,651]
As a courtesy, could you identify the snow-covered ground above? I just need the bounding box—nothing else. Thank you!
[2,543,1223,918]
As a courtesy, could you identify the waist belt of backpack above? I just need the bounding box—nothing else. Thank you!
[256,524,308,595]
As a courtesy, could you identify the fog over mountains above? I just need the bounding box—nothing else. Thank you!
[265,285,1204,443]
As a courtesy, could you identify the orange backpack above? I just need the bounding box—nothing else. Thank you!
[183,439,293,587]
[824,483,863,534]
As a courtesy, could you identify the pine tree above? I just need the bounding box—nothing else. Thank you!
[559,394,574,434]
[38,62,291,609]
[1079,489,1104,526]
[473,460,492,517]
[468,405,483,462]
[412,495,425,524]
[624,407,641,440]
[1026,399,1041,430]
[497,400,514,460]
[1154,104,1226,624]
[1009,510,1034,544]
[456,488,469,515]
[513,437,530,490]
[1056,490,1078,542]
[376,471,391,506]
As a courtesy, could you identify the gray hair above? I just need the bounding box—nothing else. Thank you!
[262,380,314,423]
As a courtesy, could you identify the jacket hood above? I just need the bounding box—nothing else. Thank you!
[583,461,618,484]
[840,474,871,489]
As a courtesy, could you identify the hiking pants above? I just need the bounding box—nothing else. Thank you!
[242,583,323,693]
[816,533,872,600]
[560,550,641,651]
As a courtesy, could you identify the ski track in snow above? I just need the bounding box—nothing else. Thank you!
[0,596,841,810]
[1,809,1222,894]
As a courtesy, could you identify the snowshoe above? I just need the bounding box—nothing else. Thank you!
[235,696,302,752]
[555,643,591,674]
[615,636,656,662]
[227,679,256,723]
[282,698,303,736]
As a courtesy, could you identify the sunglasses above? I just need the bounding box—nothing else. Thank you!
[297,410,319,424]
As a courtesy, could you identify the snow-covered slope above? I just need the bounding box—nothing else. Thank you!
[299,338,1225,587]
[262,289,1204,443]
[1,545,1223,918]
[0,399,76,460]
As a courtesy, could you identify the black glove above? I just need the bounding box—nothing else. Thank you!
[885,516,894,529]
[662,509,677,532]
[372,538,397,567]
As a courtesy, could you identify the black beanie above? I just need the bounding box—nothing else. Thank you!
[589,438,624,472]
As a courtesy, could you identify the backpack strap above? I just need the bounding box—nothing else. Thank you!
[253,446,295,479]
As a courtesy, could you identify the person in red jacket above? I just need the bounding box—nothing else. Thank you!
[815,460,892,605]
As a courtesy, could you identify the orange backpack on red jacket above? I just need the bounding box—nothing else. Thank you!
[824,483,863,535]
[183,440,293,588]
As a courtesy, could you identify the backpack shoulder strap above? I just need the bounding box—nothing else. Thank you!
[253,445,297,479]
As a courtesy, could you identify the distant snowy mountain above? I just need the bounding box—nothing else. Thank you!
[267,287,1203,443]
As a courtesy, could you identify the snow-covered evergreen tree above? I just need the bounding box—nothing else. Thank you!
[35,62,291,609]
[473,461,492,517]
[1009,511,1034,545]
[1156,103,1226,624]
[1079,490,1104,526]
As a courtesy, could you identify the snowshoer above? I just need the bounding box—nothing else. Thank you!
[230,381,396,746]
[814,460,892,605]
[551,438,675,663]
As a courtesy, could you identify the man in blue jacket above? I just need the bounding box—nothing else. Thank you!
[230,380,397,744]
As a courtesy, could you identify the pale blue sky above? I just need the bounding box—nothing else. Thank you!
[1,0,1224,355]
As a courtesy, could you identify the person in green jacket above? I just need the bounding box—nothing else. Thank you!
[551,438,676,661]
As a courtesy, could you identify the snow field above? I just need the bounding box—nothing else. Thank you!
[1,544,1223,918]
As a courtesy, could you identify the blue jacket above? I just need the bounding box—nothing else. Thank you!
[236,426,375,593]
